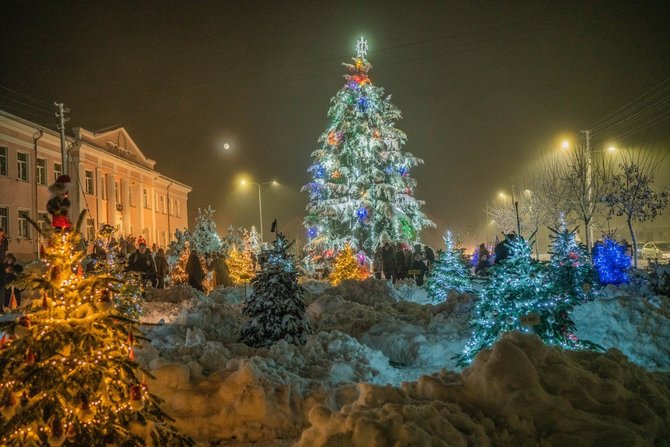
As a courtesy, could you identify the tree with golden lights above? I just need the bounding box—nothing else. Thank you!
[226,246,255,286]
[0,214,192,446]
[329,243,361,285]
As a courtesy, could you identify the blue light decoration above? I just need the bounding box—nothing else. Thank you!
[397,166,408,176]
[311,163,325,178]
[592,237,631,285]
[307,227,318,239]
[471,248,479,267]
[356,207,369,222]
[357,97,369,113]
[348,80,359,90]
[385,165,395,174]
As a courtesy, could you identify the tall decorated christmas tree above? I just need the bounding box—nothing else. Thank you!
[456,236,599,366]
[426,231,472,303]
[548,226,596,302]
[0,214,191,446]
[303,37,434,257]
[240,234,312,348]
[226,246,255,286]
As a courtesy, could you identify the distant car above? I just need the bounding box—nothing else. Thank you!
[636,242,645,258]
[641,241,670,262]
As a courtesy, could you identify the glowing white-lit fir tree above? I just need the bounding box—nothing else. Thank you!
[456,236,599,366]
[548,225,596,302]
[0,215,191,446]
[240,234,312,348]
[426,231,472,303]
[303,37,433,256]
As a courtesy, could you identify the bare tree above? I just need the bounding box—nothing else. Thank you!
[555,137,614,253]
[601,147,670,268]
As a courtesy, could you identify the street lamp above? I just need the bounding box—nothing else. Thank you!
[240,179,278,243]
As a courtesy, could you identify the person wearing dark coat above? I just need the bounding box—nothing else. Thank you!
[380,242,396,282]
[126,242,156,287]
[0,229,8,264]
[411,253,428,286]
[185,251,205,292]
[424,245,435,274]
[395,244,408,281]
[154,248,170,289]
[210,254,232,288]
[475,243,491,276]
[494,233,516,265]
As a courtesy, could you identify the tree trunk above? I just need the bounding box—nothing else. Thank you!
[627,216,637,269]
[584,218,592,259]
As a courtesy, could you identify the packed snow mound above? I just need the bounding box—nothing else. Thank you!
[296,332,670,447]
[574,295,670,370]
[307,278,432,336]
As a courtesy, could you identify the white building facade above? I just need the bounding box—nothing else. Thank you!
[0,110,191,261]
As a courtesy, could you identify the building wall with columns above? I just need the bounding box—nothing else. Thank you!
[0,110,191,261]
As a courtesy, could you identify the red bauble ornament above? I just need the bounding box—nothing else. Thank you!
[26,348,36,365]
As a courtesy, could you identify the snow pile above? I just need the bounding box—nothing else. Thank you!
[574,294,670,370]
[296,332,670,447]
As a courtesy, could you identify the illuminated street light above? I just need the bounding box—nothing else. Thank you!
[239,179,279,242]
[561,140,570,150]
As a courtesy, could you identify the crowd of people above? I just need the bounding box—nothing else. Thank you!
[372,241,435,286]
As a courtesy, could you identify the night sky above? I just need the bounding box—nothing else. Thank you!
[2,1,669,247]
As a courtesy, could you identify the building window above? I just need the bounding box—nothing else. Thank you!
[160,195,166,214]
[176,199,181,218]
[86,218,95,241]
[143,188,149,209]
[115,182,121,203]
[0,146,7,176]
[37,158,47,185]
[38,212,50,234]
[85,170,94,195]
[54,163,62,182]
[17,152,29,181]
[18,210,30,239]
[0,206,8,235]
[161,230,167,247]
[129,187,134,207]
[101,174,107,200]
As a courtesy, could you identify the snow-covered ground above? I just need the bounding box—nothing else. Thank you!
[135,278,670,446]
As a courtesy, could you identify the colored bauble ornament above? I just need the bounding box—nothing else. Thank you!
[15,315,32,338]
[327,131,340,146]
[26,348,36,365]
[129,385,144,411]
[9,290,17,309]
[128,346,135,362]
[0,334,8,349]
[331,170,341,179]
[372,129,381,139]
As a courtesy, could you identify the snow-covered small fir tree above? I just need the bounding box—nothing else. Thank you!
[189,206,223,257]
[0,214,192,446]
[548,225,596,302]
[426,231,472,303]
[592,235,631,285]
[330,242,361,285]
[457,236,599,366]
[240,234,312,348]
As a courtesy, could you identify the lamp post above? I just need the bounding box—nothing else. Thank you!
[240,179,278,243]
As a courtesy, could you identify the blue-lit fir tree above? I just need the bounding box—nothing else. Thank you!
[548,226,596,302]
[456,236,598,366]
[303,37,433,256]
[426,231,472,303]
[592,235,631,285]
[240,234,312,348]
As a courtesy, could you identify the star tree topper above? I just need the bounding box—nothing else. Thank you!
[356,37,368,59]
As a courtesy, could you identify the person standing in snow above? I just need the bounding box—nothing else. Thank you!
[154,248,170,289]
[411,252,428,286]
[185,251,205,292]
[475,243,491,276]
[494,233,516,264]
[424,245,435,274]
[372,247,383,279]
[127,241,156,288]
[381,241,396,282]
[395,243,408,281]
[210,253,232,288]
